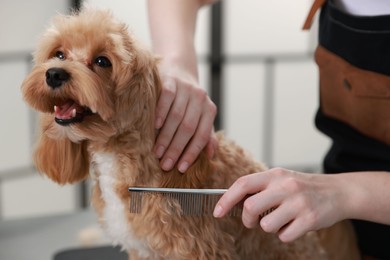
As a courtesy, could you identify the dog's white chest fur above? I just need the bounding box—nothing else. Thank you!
[92,152,151,257]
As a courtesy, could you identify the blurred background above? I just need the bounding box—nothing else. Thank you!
[0,0,328,225]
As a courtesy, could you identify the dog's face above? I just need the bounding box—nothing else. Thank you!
[22,8,160,143]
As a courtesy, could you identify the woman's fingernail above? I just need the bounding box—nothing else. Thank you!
[178,161,189,173]
[162,158,173,171]
[155,145,165,158]
[213,204,223,218]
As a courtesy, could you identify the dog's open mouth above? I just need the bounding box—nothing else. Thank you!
[54,100,94,126]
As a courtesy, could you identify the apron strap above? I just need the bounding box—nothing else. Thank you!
[302,0,326,30]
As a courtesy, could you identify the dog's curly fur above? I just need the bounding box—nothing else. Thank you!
[21,7,360,259]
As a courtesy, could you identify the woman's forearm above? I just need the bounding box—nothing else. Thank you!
[338,171,390,224]
[147,0,205,75]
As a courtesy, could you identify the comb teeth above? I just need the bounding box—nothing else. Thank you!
[129,188,243,216]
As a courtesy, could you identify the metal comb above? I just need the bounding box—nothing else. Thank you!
[129,187,240,216]
[129,187,274,217]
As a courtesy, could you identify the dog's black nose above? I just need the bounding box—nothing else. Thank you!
[46,68,70,89]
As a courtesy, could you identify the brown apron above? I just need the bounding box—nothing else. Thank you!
[304,0,390,147]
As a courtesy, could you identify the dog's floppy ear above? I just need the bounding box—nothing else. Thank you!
[33,116,90,185]
[111,33,162,130]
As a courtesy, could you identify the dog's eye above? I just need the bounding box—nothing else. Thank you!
[55,51,66,60]
[94,56,112,68]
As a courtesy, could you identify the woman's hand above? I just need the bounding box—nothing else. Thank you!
[154,63,217,173]
[213,168,347,242]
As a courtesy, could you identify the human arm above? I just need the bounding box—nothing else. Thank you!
[213,167,390,242]
[147,0,218,173]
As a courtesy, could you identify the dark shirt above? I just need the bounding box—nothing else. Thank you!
[316,1,390,258]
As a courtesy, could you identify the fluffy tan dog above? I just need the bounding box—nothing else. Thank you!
[21,7,359,260]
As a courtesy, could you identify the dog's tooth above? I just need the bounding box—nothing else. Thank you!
[72,108,76,118]
[54,106,57,113]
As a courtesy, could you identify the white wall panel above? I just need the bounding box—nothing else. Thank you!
[0,0,69,53]
[224,64,265,161]
[0,61,31,171]
[224,0,313,55]
[1,174,77,220]
[84,0,151,47]
[272,60,330,168]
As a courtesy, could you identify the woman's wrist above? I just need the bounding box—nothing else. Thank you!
[331,171,390,224]
[158,50,199,81]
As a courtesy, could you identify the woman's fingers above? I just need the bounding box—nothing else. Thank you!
[154,77,177,129]
[154,75,217,172]
[213,172,269,218]
[154,84,191,169]
[177,96,217,172]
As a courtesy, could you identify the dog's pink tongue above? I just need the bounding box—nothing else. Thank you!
[55,101,80,119]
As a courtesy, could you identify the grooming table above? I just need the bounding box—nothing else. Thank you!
[54,245,127,260]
